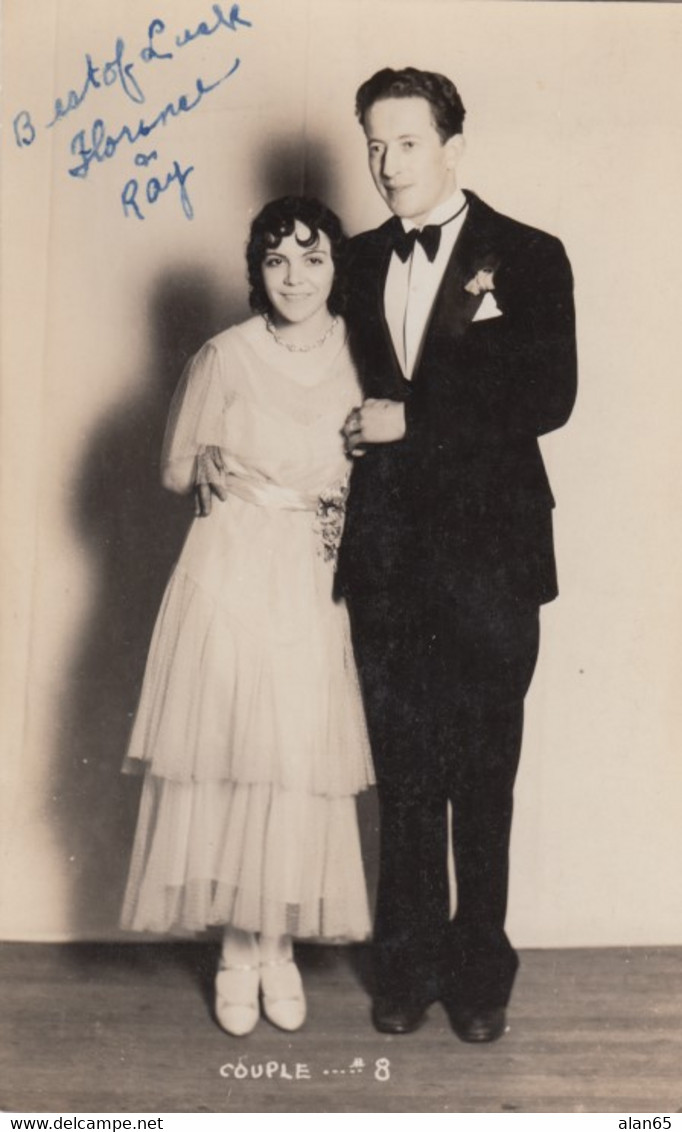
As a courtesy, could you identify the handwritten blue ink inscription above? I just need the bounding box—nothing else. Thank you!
[140,20,174,64]
[13,111,36,148]
[140,4,253,63]
[175,2,252,47]
[10,3,252,221]
[68,59,241,179]
[46,38,145,130]
[122,157,196,220]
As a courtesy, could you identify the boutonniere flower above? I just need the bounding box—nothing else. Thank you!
[464,268,496,296]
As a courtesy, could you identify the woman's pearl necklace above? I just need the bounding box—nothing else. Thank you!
[264,314,338,353]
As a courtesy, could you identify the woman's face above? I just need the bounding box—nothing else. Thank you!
[261,221,335,326]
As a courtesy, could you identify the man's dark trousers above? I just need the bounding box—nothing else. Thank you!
[347,577,540,1011]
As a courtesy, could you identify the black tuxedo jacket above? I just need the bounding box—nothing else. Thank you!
[338,191,577,606]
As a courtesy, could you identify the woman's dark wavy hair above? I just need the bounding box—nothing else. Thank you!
[355,67,466,142]
[247,196,348,317]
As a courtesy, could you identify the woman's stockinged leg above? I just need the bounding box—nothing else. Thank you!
[221,925,259,967]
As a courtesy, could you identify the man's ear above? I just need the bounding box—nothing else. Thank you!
[445,132,465,172]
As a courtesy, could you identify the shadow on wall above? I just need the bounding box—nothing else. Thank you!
[248,132,340,218]
[54,267,245,938]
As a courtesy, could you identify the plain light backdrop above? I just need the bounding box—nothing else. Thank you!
[1,0,681,944]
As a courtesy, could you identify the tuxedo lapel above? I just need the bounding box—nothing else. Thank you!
[367,215,475,387]
[374,229,405,382]
[353,223,411,399]
[353,194,504,394]
[412,192,502,381]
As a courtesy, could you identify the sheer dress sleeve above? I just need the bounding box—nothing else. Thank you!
[160,341,232,494]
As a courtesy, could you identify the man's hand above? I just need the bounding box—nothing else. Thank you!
[343,399,406,456]
[194,445,227,517]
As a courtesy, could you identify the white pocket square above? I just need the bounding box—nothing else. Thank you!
[472,291,502,321]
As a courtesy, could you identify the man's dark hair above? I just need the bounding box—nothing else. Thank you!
[355,67,466,142]
[247,196,347,317]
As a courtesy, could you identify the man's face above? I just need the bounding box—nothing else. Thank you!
[364,96,462,227]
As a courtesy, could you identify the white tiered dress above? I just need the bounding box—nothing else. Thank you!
[121,317,374,941]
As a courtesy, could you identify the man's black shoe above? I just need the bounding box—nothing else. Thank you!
[446,1005,508,1043]
[371,996,430,1034]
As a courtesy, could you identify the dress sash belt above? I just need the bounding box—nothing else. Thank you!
[224,474,319,512]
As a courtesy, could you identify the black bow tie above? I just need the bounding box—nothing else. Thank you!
[389,199,469,264]
[390,220,442,263]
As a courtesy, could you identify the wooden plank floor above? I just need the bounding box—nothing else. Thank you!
[1,943,680,1113]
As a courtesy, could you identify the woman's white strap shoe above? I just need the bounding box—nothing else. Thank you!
[260,957,307,1032]
[214,960,260,1037]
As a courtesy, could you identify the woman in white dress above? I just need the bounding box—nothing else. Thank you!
[120,197,373,1037]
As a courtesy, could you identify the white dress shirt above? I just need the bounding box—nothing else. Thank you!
[384,188,468,379]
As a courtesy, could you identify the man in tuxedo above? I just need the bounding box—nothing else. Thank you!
[338,67,577,1042]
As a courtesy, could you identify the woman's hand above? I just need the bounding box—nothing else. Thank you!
[195,446,227,517]
[343,399,406,456]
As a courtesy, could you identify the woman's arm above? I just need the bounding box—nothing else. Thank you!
[160,342,229,499]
